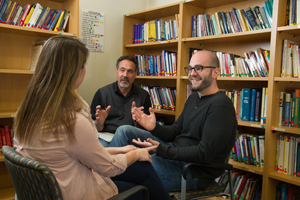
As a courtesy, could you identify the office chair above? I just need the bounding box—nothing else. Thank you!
[2,145,149,200]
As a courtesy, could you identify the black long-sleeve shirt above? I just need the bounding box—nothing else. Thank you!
[91,82,151,133]
[151,91,237,189]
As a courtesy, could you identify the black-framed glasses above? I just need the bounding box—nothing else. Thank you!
[184,65,216,74]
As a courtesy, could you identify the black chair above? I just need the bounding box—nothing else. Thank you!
[2,145,149,200]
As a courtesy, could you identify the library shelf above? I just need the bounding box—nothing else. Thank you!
[136,76,177,80]
[0,69,34,75]
[0,187,15,200]
[271,125,300,135]
[269,171,300,187]
[274,77,300,82]
[229,159,264,175]
[153,109,176,115]
[237,120,265,129]
[0,112,15,119]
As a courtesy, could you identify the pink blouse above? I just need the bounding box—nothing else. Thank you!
[14,112,127,200]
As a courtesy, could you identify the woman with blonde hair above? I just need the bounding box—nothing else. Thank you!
[13,36,171,200]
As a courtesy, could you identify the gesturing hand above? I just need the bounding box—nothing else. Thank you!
[132,102,156,131]
[95,105,111,123]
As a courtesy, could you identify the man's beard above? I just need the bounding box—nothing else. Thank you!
[190,71,213,92]
[119,77,130,88]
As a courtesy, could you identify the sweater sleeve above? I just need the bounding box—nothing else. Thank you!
[143,92,152,115]
[154,104,236,163]
[66,113,127,177]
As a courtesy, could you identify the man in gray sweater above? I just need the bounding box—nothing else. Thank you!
[109,50,237,192]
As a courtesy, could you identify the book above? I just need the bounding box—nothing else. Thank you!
[244,7,259,30]
[49,9,61,30]
[23,4,35,27]
[97,132,114,142]
[241,88,251,121]
[30,45,43,71]
[250,88,257,121]
[258,135,265,168]
[54,9,65,31]
[18,4,31,26]
[284,93,291,126]
[259,6,271,28]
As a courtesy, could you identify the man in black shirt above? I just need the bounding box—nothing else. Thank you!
[109,50,237,192]
[90,55,151,147]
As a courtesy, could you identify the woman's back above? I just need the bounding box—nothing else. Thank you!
[15,113,127,200]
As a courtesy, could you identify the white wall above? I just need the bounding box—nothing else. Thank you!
[78,0,180,105]
[146,0,180,9]
[78,0,146,105]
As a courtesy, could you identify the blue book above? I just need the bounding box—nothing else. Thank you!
[241,9,253,31]
[284,93,291,127]
[231,7,242,32]
[34,7,46,28]
[48,9,61,30]
[221,11,229,34]
[0,0,8,20]
[250,88,257,121]
[204,14,210,36]
[254,89,262,122]
[247,135,254,165]
[241,88,251,121]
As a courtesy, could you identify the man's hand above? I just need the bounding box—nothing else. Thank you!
[132,138,159,153]
[132,102,156,131]
[95,105,111,131]
[120,145,138,153]
[131,101,144,121]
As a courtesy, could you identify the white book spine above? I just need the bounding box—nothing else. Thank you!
[259,136,265,168]
[254,136,260,167]
[284,136,290,174]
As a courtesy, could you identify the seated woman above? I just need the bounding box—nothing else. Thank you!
[13,36,171,200]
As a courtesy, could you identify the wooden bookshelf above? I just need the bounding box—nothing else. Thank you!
[123,0,300,199]
[0,0,79,199]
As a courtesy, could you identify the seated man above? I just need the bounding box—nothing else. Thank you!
[109,50,237,192]
[90,55,151,147]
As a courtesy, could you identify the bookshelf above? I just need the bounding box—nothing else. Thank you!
[122,0,300,199]
[0,0,79,199]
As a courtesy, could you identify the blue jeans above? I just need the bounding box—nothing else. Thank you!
[112,161,171,200]
[99,138,110,147]
[109,125,199,192]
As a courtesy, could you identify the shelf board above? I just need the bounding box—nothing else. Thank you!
[180,76,269,81]
[0,187,15,200]
[124,40,178,49]
[125,2,180,21]
[136,76,177,80]
[269,171,300,186]
[272,125,300,135]
[183,0,247,9]
[0,23,76,37]
[277,25,300,36]
[229,159,263,175]
[153,109,176,115]
[274,77,300,82]
[183,29,271,44]
[0,69,34,75]
[238,120,265,129]
[0,112,15,119]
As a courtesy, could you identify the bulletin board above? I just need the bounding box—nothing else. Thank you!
[82,8,105,52]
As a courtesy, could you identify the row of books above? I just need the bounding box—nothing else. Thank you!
[275,134,300,176]
[191,2,273,37]
[217,170,262,200]
[189,48,270,78]
[231,134,265,168]
[278,90,300,127]
[276,182,300,200]
[132,14,179,44]
[281,39,300,78]
[133,50,177,76]
[141,85,176,111]
[221,88,268,123]
[0,125,13,148]
[0,1,70,32]
[286,0,300,26]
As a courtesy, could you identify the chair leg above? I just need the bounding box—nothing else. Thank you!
[228,170,234,200]
[181,175,187,200]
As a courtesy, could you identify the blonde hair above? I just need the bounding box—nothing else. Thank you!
[14,36,89,144]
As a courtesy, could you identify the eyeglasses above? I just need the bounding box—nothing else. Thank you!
[184,65,216,74]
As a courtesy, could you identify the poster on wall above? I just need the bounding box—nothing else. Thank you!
[82,8,105,52]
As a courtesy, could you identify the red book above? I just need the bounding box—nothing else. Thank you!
[1,128,6,146]
[4,126,12,147]
[18,4,31,26]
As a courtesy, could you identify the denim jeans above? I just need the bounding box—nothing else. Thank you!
[109,125,199,192]
[99,138,110,147]
[112,161,171,200]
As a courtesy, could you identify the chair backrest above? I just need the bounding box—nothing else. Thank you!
[2,145,63,200]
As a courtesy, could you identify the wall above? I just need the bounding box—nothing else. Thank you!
[78,0,146,105]
[78,0,180,105]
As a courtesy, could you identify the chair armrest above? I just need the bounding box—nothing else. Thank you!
[182,162,233,180]
[108,185,149,200]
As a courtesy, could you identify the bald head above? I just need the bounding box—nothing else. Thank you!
[190,50,219,68]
